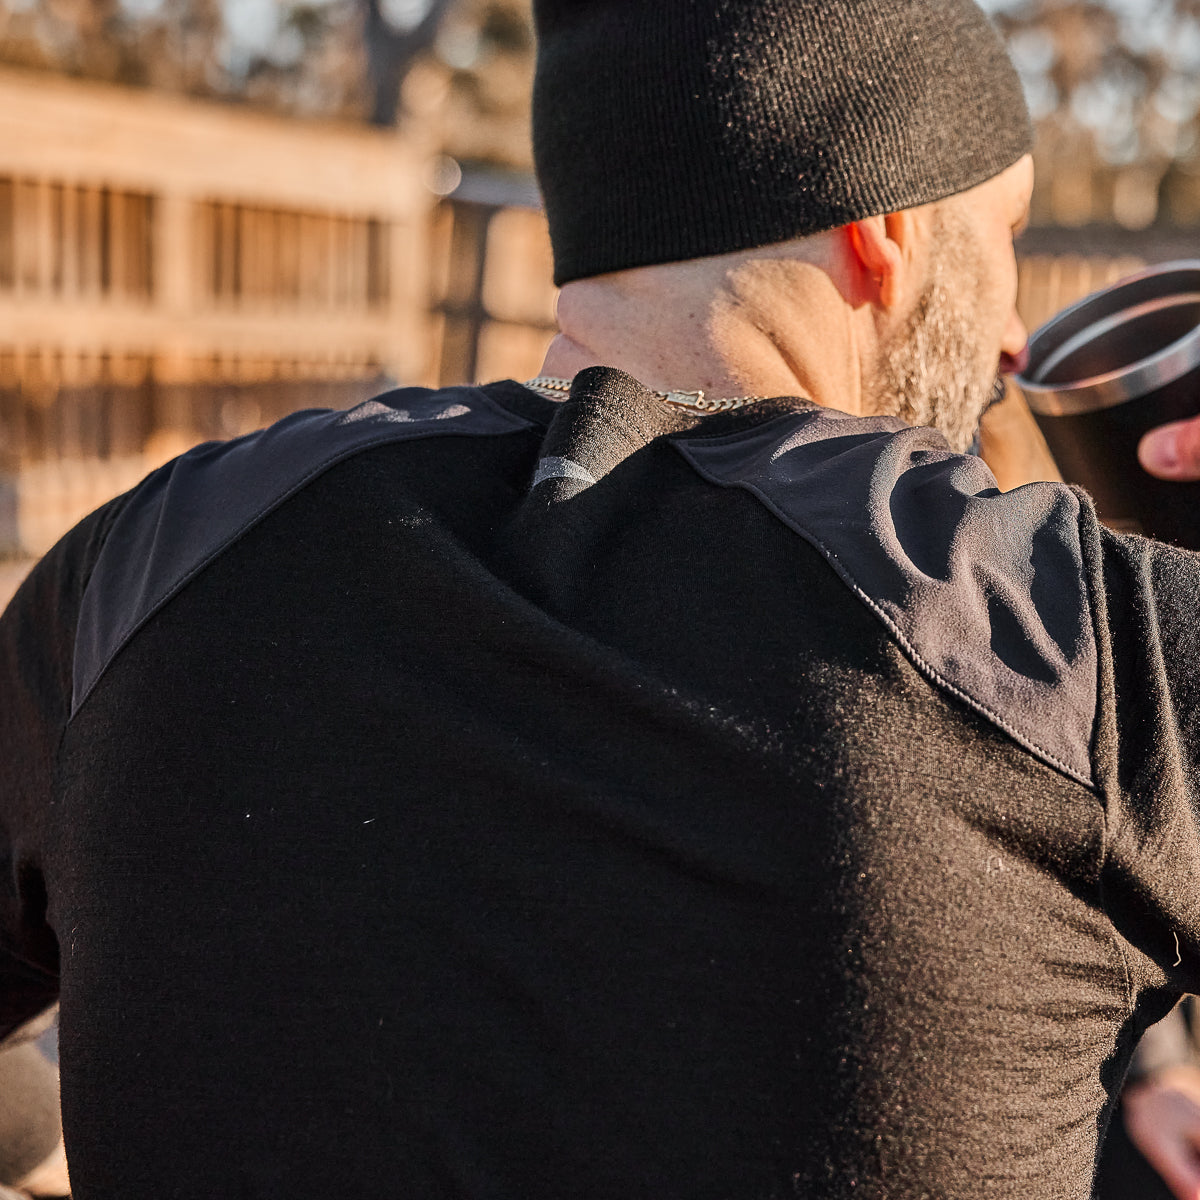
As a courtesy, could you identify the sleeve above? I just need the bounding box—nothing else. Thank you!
[1090,518,1200,1003]
[0,497,125,1043]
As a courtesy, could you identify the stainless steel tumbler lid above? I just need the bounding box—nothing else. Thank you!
[1016,260,1200,416]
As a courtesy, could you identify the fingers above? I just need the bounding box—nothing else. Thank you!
[1124,1070,1200,1200]
[13,1137,68,1197]
[1139,1126,1200,1200]
[1139,417,1200,481]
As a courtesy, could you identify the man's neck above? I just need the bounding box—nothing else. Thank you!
[535,240,875,414]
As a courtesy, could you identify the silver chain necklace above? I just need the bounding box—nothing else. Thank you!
[523,376,770,415]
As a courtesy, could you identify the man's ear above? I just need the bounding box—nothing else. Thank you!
[846,210,919,311]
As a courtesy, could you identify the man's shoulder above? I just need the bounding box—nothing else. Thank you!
[677,407,1100,785]
[72,384,534,717]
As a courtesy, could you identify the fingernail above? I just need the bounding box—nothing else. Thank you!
[1140,428,1180,476]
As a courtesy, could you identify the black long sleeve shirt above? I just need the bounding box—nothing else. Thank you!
[4,367,1200,1198]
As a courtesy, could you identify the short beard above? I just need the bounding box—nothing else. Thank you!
[866,210,999,454]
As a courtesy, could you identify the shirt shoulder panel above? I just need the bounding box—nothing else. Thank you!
[72,385,532,716]
[675,408,1098,786]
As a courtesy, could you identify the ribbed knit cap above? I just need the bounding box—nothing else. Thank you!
[533,0,1032,285]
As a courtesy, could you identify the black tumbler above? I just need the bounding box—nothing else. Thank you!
[1015,261,1200,549]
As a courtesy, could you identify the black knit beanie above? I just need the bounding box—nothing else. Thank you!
[532,0,1032,286]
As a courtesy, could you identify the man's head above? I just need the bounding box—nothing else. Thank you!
[530,0,1034,450]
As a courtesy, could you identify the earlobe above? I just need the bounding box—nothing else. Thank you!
[847,215,906,311]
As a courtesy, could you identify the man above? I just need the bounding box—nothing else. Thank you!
[3,1,1200,1197]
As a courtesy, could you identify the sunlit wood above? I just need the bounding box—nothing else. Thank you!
[0,64,434,391]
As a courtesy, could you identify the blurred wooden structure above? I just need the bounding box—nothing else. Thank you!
[1017,254,1146,337]
[0,65,433,555]
[430,167,555,387]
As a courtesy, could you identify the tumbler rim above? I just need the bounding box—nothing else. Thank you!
[1015,260,1200,416]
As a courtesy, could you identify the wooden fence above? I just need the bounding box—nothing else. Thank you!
[429,170,557,388]
[1017,254,1147,334]
[0,65,434,556]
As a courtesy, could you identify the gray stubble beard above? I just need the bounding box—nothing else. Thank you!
[866,209,1000,455]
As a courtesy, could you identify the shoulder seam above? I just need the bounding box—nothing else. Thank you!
[1076,488,1137,1016]
[71,388,532,717]
[742,474,1096,789]
[674,420,1100,791]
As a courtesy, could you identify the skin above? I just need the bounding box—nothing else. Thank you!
[1124,1065,1200,1200]
[0,1012,67,1200]
[1140,418,1200,481]
[538,156,1035,436]
[7,1139,68,1199]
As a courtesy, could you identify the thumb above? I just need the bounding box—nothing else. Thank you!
[1139,417,1200,481]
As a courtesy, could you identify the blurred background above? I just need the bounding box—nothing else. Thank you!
[1,0,1199,598]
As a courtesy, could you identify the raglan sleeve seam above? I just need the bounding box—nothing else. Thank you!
[1074,489,1137,1020]
[57,487,135,735]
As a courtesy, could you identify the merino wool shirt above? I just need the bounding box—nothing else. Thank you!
[3,366,1200,1199]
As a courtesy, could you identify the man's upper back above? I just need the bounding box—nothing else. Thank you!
[3,369,1199,1198]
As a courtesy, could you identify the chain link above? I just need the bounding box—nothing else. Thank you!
[524,376,768,413]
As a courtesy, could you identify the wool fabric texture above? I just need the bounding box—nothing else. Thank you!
[532,0,1033,285]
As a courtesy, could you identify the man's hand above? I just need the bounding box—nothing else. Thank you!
[1139,418,1200,481]
[0,1138,70,1198]
[1124,1064,1200,1200]
[0,1139,69,1199]
[10,1137,68,1198]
